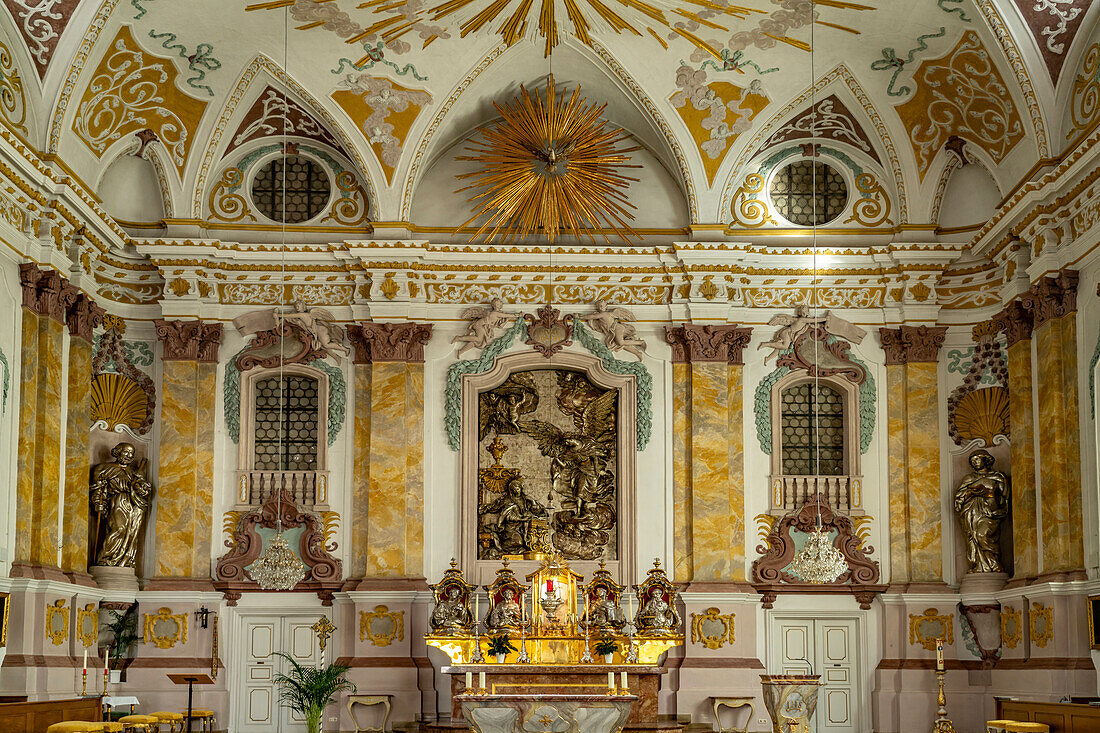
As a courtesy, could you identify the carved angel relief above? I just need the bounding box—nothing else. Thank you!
[233,301,348,370]
[477,369,618,561]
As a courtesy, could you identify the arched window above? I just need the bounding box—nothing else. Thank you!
[238,365,329,509]
[770,374,862,515]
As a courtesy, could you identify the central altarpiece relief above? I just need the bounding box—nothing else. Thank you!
[477,368,619,562]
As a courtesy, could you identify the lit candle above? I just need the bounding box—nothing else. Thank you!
[479,671,486,692]
[546,578,553,593]
[620,671,627,691]
[608,672,615,692]
[465,671,473,691]
[104,648,109,674]
[936,638,944,672]
[82,649,87,674]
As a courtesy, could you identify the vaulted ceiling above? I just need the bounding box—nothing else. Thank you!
[0,0,1097,235]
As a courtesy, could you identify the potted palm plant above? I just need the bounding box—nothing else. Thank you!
[487,634,517,663]
[273,652,356,733]
[594,637,618,663]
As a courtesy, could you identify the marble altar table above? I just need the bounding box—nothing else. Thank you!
[444,666,663,724]
[460,694,636,733]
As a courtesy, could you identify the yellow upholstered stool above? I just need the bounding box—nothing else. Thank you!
[179,709,215,733]
[101,724,126,732]
[149,712,185,733]
[46,723,105,733]
[117,715,159,732]
[987,722,1051,733]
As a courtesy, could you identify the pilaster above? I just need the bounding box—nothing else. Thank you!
[665,324,752,584]
[879,325,947,586]
[347,322,433,580]
[151,319,222,583]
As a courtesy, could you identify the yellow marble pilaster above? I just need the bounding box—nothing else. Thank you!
[664,324,751,584]
[885,364,910,584]
[671,363,691,582]
[1006,334,1037,579]
[14,309,40,565]
[349,364,372,578]
[405,364,425,574]
[367,362,411,576]
[154,360,217,577]
[880,325,946,586]
[61,337,92,573]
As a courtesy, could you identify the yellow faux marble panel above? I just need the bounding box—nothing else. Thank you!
[885,365,910,583]
[62,338,92,572]
[367,362,410,576]
[726,365,745,581]
[405,365,425,576]
[903,362,942,583]
[332,78,430,185]
[671,363,691,582]
[1036,316,1084,573]
[670,78,768,185]
[71,26,208,177]
[1007,340,1037,579]
[690,362,733,581]
[14,311,39,564]
[349,364,372,578]
[154,361,217,578]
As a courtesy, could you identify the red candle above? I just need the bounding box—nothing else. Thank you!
[546,579,553,592]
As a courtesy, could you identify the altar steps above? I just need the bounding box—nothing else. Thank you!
[418,718,687,733]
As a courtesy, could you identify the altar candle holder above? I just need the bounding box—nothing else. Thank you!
[607,672,616,696]
[930,669,957,733]
[478,671,487,696]
[81,669,87,697]
[580,620,594,664]
[517,593,531,664]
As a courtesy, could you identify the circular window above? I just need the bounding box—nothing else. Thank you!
[769,160,848,226]
[251,156,332,223]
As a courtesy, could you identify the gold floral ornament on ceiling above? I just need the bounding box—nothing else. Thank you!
[457,76,640,244]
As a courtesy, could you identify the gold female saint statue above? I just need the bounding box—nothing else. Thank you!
[953,449,1010,574]
[90,442,155,568]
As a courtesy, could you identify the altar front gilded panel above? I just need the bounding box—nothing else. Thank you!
[477,368,618,561]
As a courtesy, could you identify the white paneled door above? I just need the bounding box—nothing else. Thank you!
[768,617,860,733]
[236,616,323,733]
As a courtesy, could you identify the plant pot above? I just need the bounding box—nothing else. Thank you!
[496,653,506,663]
[306,717,322,733]
[603,653,614,663]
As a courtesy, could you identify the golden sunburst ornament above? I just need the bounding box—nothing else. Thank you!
[457,75,641,243]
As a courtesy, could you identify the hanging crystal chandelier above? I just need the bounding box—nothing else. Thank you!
[250,530,307,591]
[789,527,848,585]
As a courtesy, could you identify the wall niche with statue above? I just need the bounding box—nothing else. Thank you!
[459,351,637,584]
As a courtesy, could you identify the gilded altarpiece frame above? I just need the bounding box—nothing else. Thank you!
[460,352,637,584]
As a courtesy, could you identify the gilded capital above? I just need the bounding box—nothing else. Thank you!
[154,319,223,362]
[878,325,947,365]
[347,321,433,363]
[664,324,753,364]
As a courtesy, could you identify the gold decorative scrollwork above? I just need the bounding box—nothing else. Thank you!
[844,172,891,227]
[1001,604,1021,649]
[730,173,775,228]
[1070,43,1100,139]
[324,171,371,226]
[143,606,188,650]
[77,603,98,648]
[208,167,255,223]
[0,40,27,135]
[46,600,69,646]
[690,607,735,650]
[1029,601,1053,649]
[360,604,405,647]
[908,607,953,650]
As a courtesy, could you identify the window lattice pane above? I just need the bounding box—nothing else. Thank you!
[251,156,331,224]
[780,382,844,475]
[769,160,848,226]
[253,375,319,470]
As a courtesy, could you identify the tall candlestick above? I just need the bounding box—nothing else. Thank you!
[935,638,944,672]
[82,649,87,674]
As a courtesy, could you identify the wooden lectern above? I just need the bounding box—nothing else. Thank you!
[167,673,215,733]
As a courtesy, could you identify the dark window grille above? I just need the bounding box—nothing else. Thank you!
[770,160,848,226]
[253,375,319,471]
[780,381,845,475]
[251,156,331,223]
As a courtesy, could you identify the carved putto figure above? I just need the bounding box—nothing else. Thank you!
[758,305,866,365]
[953,449,1011,574]
[90,443,155,568]
[453,298,520,356]
[277,300,349,360]
[578,300,646,360]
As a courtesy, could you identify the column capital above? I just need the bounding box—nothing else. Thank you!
[1020,268,1078,328]
[878,325,947,365]
[347,321,433,364]
[154,319,223,361]
[992,299,1033,347]
[19,262,78,323]
[65,292,105,342]
[664,324,753,364]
